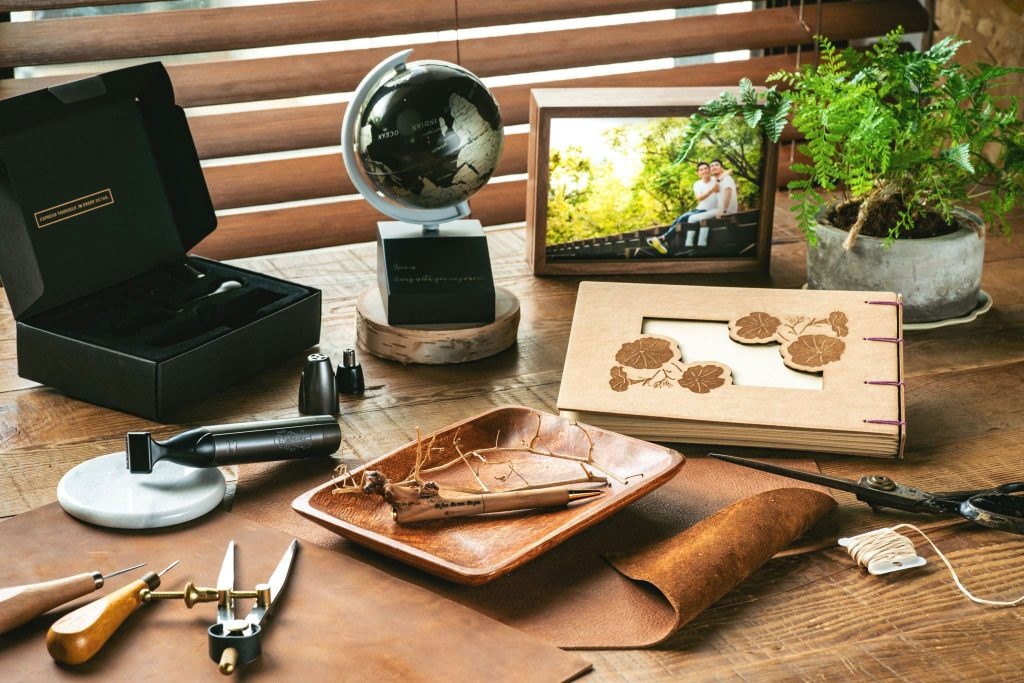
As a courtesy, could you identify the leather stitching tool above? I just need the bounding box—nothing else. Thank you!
[0,562,145,636]
[46,561,179,665]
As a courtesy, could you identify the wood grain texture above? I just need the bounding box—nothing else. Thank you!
[0,0,731,27]
[355,286,521,364]
[0,572,97,635]
[456,0,927,80]
[202,130,791,217]
[203,133,528,211]
[454,0,736,27]
[1,194,1023,678]
[45,578,149,665]
[198,147,801,259]
[189,53,801,160]
[0,0,927,105]
[1,0,167,9]
[195,178,527,260]
[0,1,457,68]
[293,405,683,584]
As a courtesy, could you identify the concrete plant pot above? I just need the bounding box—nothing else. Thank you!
[807,208,985,324]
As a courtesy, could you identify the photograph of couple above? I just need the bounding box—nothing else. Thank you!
[544,114,764,261]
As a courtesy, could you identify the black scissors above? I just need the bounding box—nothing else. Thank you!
[708,453,1024,534]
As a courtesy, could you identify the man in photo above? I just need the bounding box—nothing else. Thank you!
[681,159,737,223]
[647,161,719,254]
[710,159,738,217]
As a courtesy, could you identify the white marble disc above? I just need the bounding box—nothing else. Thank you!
[57,451,226,529]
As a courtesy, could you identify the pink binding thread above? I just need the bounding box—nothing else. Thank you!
[863,300,905,440]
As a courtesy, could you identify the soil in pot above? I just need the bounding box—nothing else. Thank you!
[827,196,960,240]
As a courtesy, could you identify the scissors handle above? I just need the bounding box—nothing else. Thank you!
[957,484,1024,534]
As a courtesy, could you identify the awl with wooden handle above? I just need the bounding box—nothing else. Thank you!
[0,562,145,636]
[46,560,178,665]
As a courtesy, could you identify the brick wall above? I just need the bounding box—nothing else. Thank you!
[934,0,1024,98]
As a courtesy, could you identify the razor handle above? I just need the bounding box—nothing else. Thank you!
[128,416,341,471]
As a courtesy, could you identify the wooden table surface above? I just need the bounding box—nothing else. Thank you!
[2,195,1023,680]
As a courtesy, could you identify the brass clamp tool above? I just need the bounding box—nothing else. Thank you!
[141,539,299,675]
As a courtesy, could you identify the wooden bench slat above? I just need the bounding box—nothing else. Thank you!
[0,1,456,68]
[196,178,527,260]
[0,0,927,105]
[188,53,799,160]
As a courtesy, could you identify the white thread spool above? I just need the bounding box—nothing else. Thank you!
[839,523,1024,607]
[838,527,927,575]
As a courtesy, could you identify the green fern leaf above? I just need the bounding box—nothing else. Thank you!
[944,143,974,173]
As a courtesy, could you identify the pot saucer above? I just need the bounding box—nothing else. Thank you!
[799,286,992,331]
[903,290,992,331]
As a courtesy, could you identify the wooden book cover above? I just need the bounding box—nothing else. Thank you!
[557,282,905,457]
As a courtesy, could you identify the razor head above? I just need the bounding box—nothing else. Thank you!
[125,432,157,473]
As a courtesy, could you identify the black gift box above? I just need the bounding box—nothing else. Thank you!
[0,63,321,421]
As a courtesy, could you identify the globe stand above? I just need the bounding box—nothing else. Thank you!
[341,49,516,362]
[377,220,495,325]
[355,285,519,364]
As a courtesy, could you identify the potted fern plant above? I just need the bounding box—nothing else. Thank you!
[682,30,1024,323]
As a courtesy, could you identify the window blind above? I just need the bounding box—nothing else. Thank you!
[0,0,930,259]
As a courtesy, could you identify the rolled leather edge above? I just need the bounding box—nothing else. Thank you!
[606,487,836,646]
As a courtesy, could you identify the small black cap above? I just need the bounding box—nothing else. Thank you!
[299,353,339,416]
[336,348,365,395]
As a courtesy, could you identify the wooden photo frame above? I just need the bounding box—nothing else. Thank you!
[526,88,778,275]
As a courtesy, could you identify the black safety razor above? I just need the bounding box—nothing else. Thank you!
[126,415,341,473]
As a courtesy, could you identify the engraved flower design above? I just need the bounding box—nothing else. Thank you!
[786,334,846,369]
[734,312,782,341]
[609,365,630,392]
[678,365,726,394]
[828,311,849,337]
[615,337,675,369]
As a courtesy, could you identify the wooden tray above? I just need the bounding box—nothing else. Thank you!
[292,405,684,585]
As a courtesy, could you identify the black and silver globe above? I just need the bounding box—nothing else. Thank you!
[342,50,504,226]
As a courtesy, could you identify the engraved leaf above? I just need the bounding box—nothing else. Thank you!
[735,311,781,340]
[828,311,849,337]
[678,365,726,394]
[786,334,846,369]
[615,337,675,369]
[609,366,630,392]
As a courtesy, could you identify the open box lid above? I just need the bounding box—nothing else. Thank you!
[0,62,216,320]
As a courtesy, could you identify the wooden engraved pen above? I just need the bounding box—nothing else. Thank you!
[393,486,606,524]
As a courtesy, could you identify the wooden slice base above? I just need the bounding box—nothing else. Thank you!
[356,287,520,364]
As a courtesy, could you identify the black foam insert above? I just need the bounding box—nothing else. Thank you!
[27,256,307,362]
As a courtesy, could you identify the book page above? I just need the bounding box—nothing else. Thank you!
[642,318,822,390]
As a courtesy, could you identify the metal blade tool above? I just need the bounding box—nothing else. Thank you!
[141,539,299,675]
